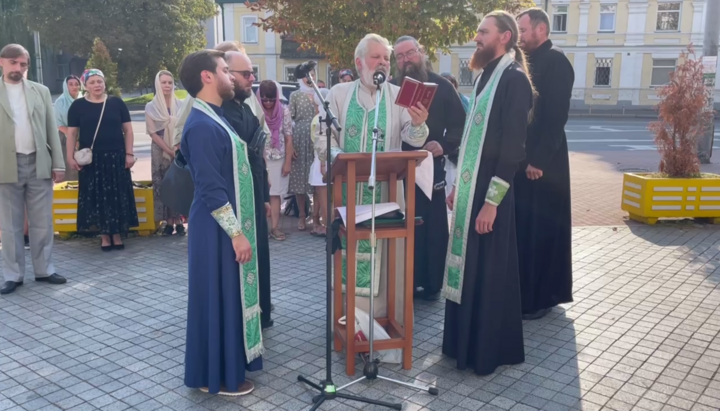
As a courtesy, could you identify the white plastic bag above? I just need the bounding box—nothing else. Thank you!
[338,307,402,364]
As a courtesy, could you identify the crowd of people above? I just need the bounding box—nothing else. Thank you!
[0,6,575,401]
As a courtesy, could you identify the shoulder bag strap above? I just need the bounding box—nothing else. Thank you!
[88,95,107,150]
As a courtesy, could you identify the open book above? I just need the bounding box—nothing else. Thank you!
[336,202,401,227]
[395,77,438,109]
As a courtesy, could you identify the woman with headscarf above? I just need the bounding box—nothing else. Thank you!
[257,80,293,240]
[66,69,138,251]
[145,70,184,236]
[309,87,330,236]
[288,65,318,231]
[54,75,82,181]
[339,69,354,83]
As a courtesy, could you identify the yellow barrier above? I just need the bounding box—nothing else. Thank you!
[53,181,157,237]
[621,173,720,224]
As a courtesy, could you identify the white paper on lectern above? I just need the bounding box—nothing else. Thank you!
[336,202,401,226]
[385,149,434,200]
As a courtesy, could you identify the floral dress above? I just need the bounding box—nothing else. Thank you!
[288,91,317,195]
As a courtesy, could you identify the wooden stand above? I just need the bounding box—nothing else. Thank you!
[330,151,427,375]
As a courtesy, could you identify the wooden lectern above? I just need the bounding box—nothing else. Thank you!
[330,151,427,375]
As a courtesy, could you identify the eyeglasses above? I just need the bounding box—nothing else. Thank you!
[395,49,419,61]
[229,70,254,79]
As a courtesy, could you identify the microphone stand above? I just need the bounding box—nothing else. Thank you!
[296,75,402,411]
[333,79,439,397]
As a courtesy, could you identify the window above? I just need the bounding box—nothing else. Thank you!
[285,66,296,82]
[459,59,473,86]
[252,65,260,81]
[242,16,259,43]
[552,5,568,32]
[651,59,676,86]
[656,2,681,31]
[594,58,612,86]
[599,4,616,32]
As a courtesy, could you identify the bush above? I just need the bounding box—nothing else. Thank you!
[86,38,121,97]
[650,45,714,178]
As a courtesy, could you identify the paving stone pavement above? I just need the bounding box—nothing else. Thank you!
[1,225,720,411]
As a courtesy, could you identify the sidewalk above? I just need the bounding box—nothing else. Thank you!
[1,225,719,411]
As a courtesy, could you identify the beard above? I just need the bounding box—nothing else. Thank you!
[360,64,388,87]
[5,71,23,82]
[470,42,500,71]
[233,82,252,101]
[396,60,429,84]
[217,81,235,101]
[520,33,541,53]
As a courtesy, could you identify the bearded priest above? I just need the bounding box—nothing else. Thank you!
[314,33,429,322]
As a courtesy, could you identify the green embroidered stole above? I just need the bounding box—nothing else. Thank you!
[441,54,514,305]
[340,83,388,297]
[193,99,264,362]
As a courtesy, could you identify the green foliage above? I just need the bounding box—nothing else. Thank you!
[249,0,535,69]
[123,89,188,105]
[86,39,121,96]
[23,0,217,90]
[0,0,37,81]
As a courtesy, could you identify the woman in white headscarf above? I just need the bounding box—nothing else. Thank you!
[54,75,82,181]
[309,87,330,236]
[145,70,184,236]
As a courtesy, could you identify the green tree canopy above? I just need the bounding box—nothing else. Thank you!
[86,38,121,96]
[249,0,535,69]
[23,0,217,91]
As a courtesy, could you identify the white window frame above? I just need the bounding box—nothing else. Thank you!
[594,58,613,87]
[598,3,617,33]
[242,16,259,44]
[656,1,682,32]
[552,5,568,33]
[284,65,296,82]
[650,58,676,87]
[252,65,260,81]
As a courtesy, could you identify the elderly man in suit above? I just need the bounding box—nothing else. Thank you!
[0,43,67,295]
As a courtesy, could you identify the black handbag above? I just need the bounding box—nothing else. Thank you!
[247,127,267,158]
[160,150,195,217]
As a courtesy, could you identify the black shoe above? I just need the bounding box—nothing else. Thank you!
[522,307,552,321]
[175,224,186,236]
[261,319,274,329]
[162,224,175,237]
[101,243,113,252]
[113,243,125,250]
[0,281,23,295]
[24,235,30,250]
[35,274,67,285]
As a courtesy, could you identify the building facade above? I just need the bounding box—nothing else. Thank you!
[215,0,719,109]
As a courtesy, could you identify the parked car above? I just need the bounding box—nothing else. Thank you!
[252,81,299,104]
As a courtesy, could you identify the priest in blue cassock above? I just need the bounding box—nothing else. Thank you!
[179,49,263,396]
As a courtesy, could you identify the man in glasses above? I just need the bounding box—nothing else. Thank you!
[391,36,466,301]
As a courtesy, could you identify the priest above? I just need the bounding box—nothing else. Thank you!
[179,49,263,396]
[392,35,465,301]
[314,33,429,321]
[443,11,533,376]
[516,8,574,320]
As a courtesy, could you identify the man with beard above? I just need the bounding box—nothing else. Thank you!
[314,33,429,323]
[391,36,465,301]
[443,11,533,375]
[221,51,274,329]
[515,8,574,320]
[180,49,263,395]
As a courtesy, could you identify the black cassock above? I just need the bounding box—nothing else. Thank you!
[442,57,533,376]
[395,72,465,297]
[222,98,273,328]
[514,40,574,315]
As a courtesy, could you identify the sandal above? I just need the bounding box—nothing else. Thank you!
[270,229,286,241]
[298,220,307,231]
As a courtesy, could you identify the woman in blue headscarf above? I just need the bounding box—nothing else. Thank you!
[54,75,82,181]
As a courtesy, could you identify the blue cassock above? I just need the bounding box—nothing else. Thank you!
[180,103,263,393]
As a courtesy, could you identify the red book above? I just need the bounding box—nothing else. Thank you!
[394,77,438,109]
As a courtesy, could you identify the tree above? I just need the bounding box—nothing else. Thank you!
[650,46,714,178]
[86,38,121,97]
[248,0,535,69]
[23,0,217,90]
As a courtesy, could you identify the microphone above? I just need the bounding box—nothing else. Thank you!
[372,70,386,85]
[294,60,317,80]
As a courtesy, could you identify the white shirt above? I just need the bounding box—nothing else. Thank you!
[5,81,36,154]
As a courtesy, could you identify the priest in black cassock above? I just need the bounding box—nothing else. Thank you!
[515,8,574,321]
[391,36,465,301]
[442,11,533,376]
[221,51,274,329]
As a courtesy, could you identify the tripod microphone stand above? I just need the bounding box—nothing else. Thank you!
[295,74,403,410]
